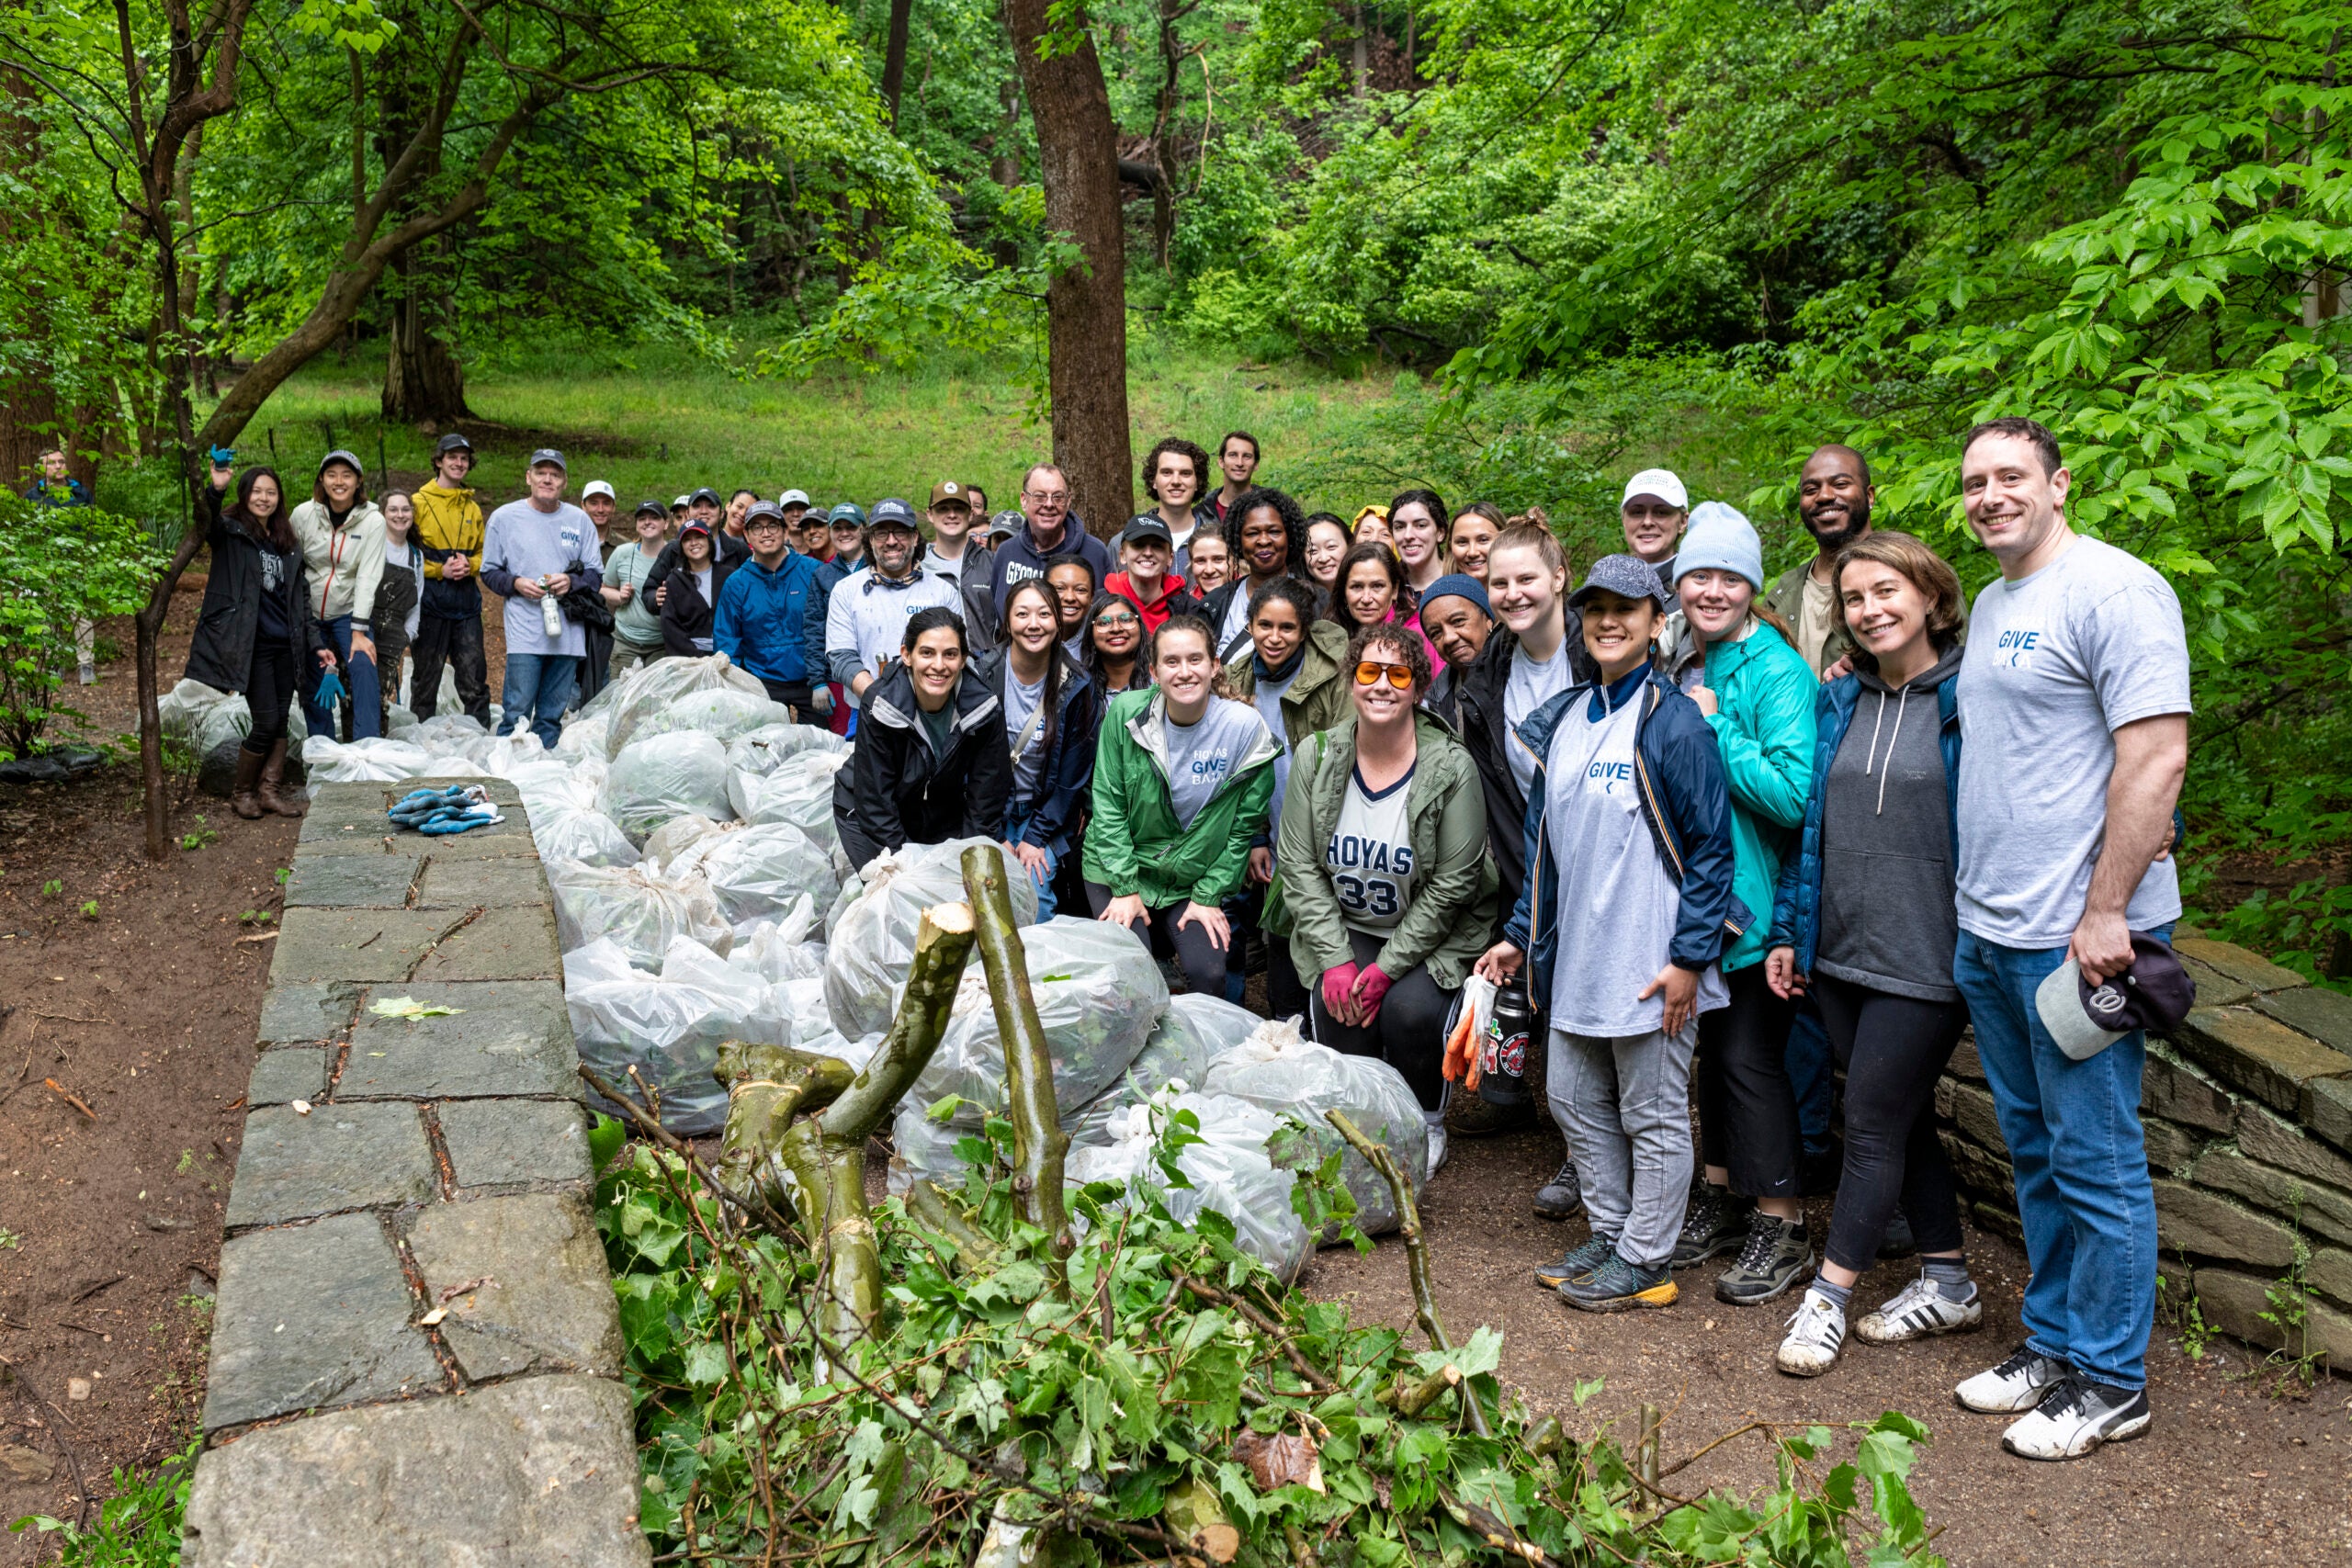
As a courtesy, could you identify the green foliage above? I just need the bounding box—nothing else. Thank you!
[597,1116,1947,1565]
[0,495,164,761]
[8,1441,201,1565]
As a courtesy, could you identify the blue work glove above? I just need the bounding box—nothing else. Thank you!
[418,808,499,835]
[314,667,347,708]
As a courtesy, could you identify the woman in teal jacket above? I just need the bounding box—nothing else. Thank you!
[1665,503,1819,1308]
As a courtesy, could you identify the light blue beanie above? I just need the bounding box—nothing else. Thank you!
[1675,501,1765,592]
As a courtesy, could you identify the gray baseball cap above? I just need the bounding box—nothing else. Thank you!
[528,447,567,471]
[1569,553,1670,612]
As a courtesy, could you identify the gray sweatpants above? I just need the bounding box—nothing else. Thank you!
[1547,1024,1698,1270]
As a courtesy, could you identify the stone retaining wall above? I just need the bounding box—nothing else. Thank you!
[1935,934,2352,1369]
[181,779,649,1567]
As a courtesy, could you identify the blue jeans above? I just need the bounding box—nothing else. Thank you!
[1785,1000,1835,1158]
[498,652,579,750]
[302,615,382,742]
[1004,811,1060,919]
[1954,926,2168,1391]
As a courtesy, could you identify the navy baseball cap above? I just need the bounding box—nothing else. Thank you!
[867,498,920,532]
[743,502,787,528]
[1569,553,1669,612]
[1121,516,1174,547]
[689,486,720,506]
[634,499,666,517]
[2036,934,2196,1061]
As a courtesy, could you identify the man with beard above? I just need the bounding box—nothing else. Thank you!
[1765,446,1874,673]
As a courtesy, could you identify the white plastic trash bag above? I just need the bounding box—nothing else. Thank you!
[639,689,796,745]
[566,937,782,1134]
[910,916,1168,1122]
[512,760,637,868]
[552,711,610,761]
[729,750,850,852]
[160,678,253,756]
[1069,992,1262,1148]
[547,857,732,968]
[641,812,737,872]
[728,904,829,986]
[727,723,851,775]
[582,652,768,758]
[603,732,733,844]
[823,838,1039,1038]
[1201,1022,1429,1237]
[300,735,439,783]
[683,822,839,932]
[1065,1093,1311,1281]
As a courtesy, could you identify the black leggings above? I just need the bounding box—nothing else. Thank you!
[1086,882,1230,998]
[244,641,298,752]
[1696,962,1801,1200]
[1812,972,1969,1273]
[1307,928,1453,1111]
[1267,942,1310,1022]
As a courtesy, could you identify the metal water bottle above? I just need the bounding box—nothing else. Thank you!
[540,575,564,638]
[1479,975,1533,1106]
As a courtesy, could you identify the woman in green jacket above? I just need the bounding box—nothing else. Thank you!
[1664,503,1821,1307]
[1085,615,1282,998]
[1277,625,1496,1173]
[1224,579,1352,1017]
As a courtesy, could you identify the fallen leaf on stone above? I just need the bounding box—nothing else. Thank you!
[65,1378,90,1402]
[437,1275,495,1303]
[369,997,462,1021]
[419,1306,448,1326]
[291,1099,312,1114]
[1230,1429,1324,1495]
[0,1443,54,1483]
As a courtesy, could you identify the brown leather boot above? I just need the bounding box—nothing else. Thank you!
[258,737,307,817]
[231,747,265,819]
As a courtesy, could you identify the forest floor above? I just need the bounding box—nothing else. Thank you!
[1306,1125,2352,1567]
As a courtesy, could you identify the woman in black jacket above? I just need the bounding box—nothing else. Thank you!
[186,458,326,818]
[982,579,1099,918]
[659,520,735,656]
[831,606,1012,873]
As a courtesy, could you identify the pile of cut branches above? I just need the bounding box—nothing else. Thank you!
[590,847,1945,1566]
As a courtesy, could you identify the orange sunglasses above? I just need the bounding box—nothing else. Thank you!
[1353,661,1415,690]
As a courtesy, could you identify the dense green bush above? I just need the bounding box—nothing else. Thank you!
[0,493,166,761]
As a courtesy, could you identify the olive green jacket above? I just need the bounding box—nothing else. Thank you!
[1221,619,1352,750]
[1275,709,1497,991]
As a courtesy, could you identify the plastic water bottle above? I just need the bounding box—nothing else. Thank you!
[1479,976,1533,1106]
[539,576,564,638]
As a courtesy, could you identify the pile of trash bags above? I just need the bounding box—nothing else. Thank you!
[524,655,1432,1278]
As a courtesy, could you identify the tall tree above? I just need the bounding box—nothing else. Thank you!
[1005,0,1134,535]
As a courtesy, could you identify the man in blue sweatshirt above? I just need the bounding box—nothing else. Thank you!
[715,501,832,717]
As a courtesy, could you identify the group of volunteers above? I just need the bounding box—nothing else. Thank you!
[176,414,2191,1463]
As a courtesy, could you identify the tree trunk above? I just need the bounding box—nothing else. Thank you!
[382,248,471,424]
[961,845,1073,1269]
[879,0,913,128]
[1004,0,1135,536]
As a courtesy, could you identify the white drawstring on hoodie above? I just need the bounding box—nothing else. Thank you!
[1860,682,1914,816]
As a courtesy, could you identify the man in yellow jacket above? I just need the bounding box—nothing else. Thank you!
[410,433,491,725]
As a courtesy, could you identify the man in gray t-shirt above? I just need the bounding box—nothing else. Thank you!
[1943,418,2190,1463]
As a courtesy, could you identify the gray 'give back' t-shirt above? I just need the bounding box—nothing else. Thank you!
[1163,696,1271,829]
[1954,534,2191,949]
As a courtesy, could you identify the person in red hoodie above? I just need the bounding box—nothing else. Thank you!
[1104,517,1202,637]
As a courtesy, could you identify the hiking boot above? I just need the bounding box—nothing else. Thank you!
[1714,1211,1814,1306]
[231,746,265,820]
[1878,1208,1917,1259]
[1532,1232,1618,1291]
[1855,1274,1983,1345]
[1556,1253,1677,1313]
[1671,1184,1751,1268]
[1954,1344,2069,1414]
[257,737,307,817]
[1775,1289,1847,1378]
[2000,1377,2151,1461]
[1532,1159,1582,1220]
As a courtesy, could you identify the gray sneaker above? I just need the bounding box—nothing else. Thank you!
[1533,1159,1582,1220]
[1557,1253,1678,1313]
[1713,1212,1815,1306]
[1532,1231,1618,1291]
[1671,1184,1751,1268]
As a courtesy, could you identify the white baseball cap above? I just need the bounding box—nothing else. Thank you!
[582,479,615,502]
[778,488,811,508]
[1622,468,1689,511]
[672,494,691,509]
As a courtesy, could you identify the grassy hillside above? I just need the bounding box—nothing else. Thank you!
[214,337,1430,515]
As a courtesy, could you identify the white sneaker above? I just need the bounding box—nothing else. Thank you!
[1775,1289,1846,1377]
[2000,1378,2151,1461]
[1422,1112,1449,1177]
[1856,1274,1983,1345]
[1954,1344,2069,1414]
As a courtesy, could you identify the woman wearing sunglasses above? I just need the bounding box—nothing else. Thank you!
[1082,592,1151,696]
[1278,626,1494,1173]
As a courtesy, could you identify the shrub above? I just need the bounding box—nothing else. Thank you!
[0,492,166,761]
